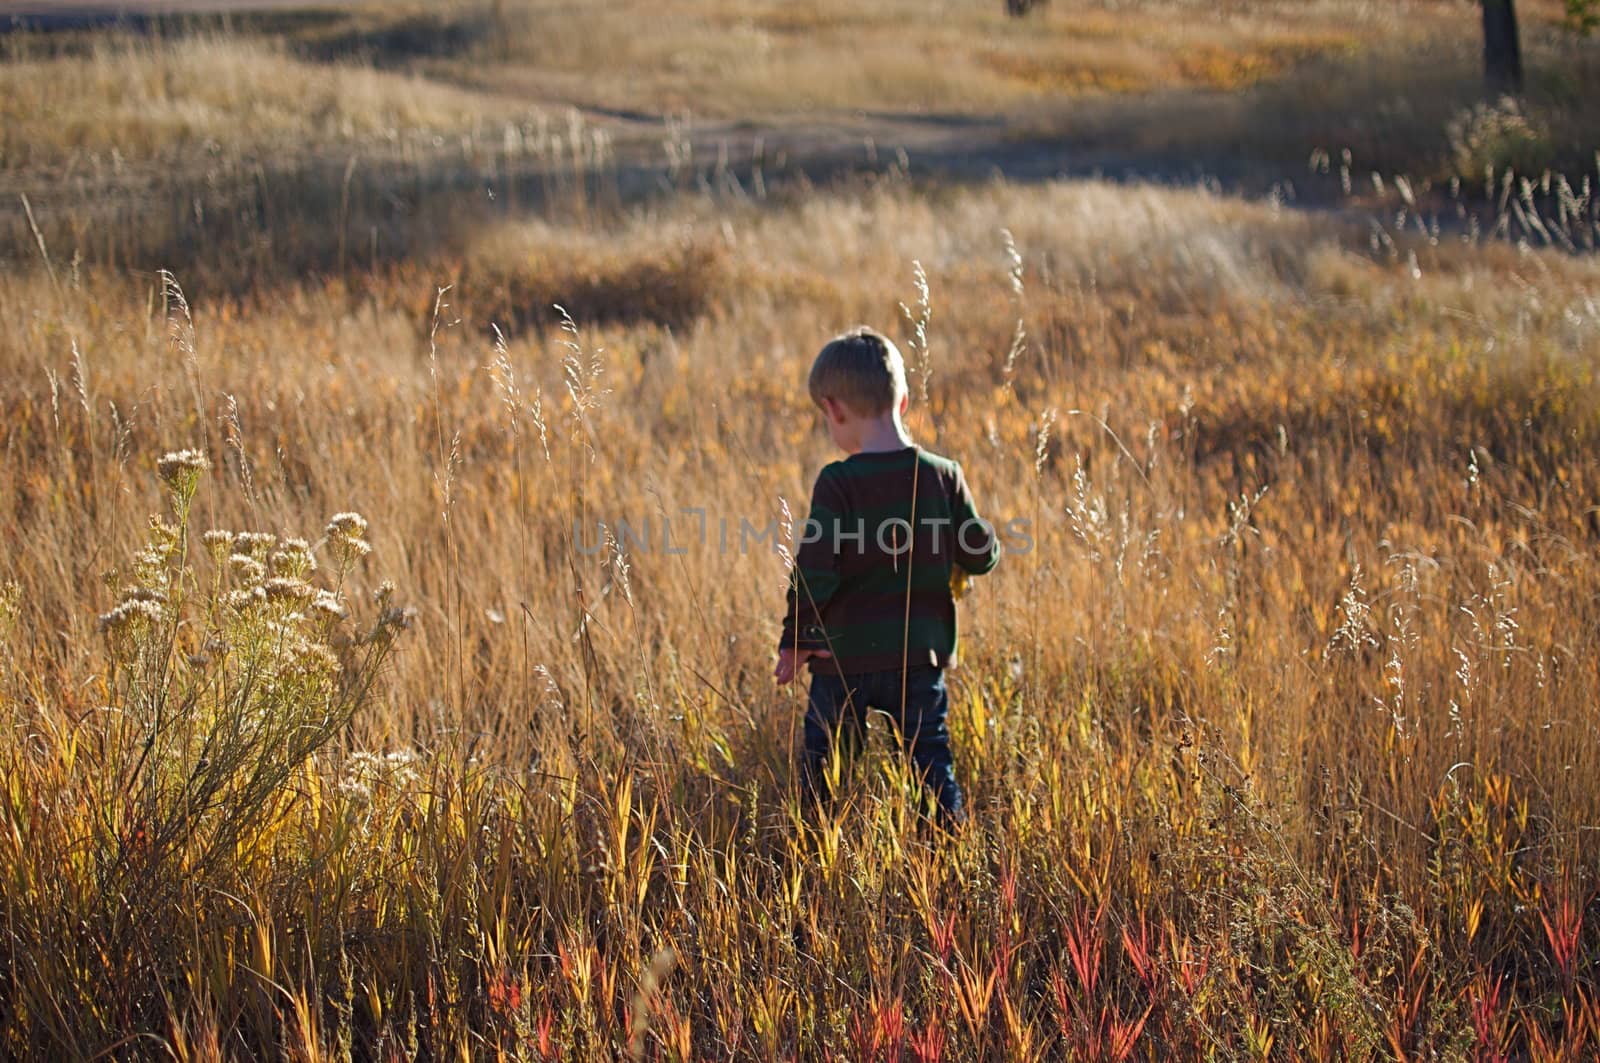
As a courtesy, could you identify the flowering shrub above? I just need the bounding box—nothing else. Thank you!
[108,451,408,874]
[3,449,408,1051]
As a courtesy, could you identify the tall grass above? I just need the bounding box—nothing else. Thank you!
[1,172,1597,1056]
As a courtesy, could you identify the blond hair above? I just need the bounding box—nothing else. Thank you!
[808,327,907,416]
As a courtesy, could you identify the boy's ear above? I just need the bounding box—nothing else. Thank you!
[898,393,910,418]
[819,396,845,423]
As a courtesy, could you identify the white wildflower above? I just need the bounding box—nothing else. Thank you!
[270,538,317,579]
[98,598,164,634]
[235,532,277,559]
[263,577,315,605]
[325,512,369,540]
[156,449,210,495]
[227,586,268,612]
[117,586,167,606]
[336,776,373,807]
[202,529,236,562]
[310,591,346,621]
[287,642,340,678]
[228,554,267,584]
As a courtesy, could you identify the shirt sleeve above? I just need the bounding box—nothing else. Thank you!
[779,467,846,653]
[951,462,1001,576]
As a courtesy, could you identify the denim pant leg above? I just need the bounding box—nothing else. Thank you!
[879,667,966,825]
[801,671,865,808]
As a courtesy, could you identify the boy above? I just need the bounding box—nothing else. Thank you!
[774,327,1000,829]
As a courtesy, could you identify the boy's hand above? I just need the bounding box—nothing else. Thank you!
[774,647,831,685]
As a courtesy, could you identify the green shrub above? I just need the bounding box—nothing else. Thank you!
[1446,96,1555,179]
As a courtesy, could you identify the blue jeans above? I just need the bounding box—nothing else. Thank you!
[802,664,966,827]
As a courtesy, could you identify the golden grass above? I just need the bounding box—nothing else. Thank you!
[443,0,1383,116]
[6,0,1596,296]
[0,32,525,175]
[0,0,1512,179]
[1,169,1598,1056]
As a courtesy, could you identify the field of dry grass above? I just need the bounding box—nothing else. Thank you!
[5,0,1597,297]
[0,0,1390,144]
[4,0,1588,170]
[2,166,1598,1056]
[0,32,521,176]
[2,1,1600,1059]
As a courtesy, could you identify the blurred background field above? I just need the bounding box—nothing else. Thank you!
[1,1,1599,1059]
[4,0,1600,289]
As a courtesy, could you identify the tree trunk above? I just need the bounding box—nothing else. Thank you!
[1482,0,1524,95]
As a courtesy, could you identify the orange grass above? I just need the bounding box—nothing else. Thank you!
[0,175,1598,1057]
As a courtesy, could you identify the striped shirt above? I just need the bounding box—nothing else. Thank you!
[779,446,1000,675]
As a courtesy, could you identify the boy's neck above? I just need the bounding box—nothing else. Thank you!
[849,414,914,455]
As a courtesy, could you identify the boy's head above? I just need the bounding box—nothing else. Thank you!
[809,327,908,420]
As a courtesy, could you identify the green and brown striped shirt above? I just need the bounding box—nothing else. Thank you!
[780,446,1000,676]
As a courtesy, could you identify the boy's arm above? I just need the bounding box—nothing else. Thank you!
[779,468,845,658]
[951,463,1001,576]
